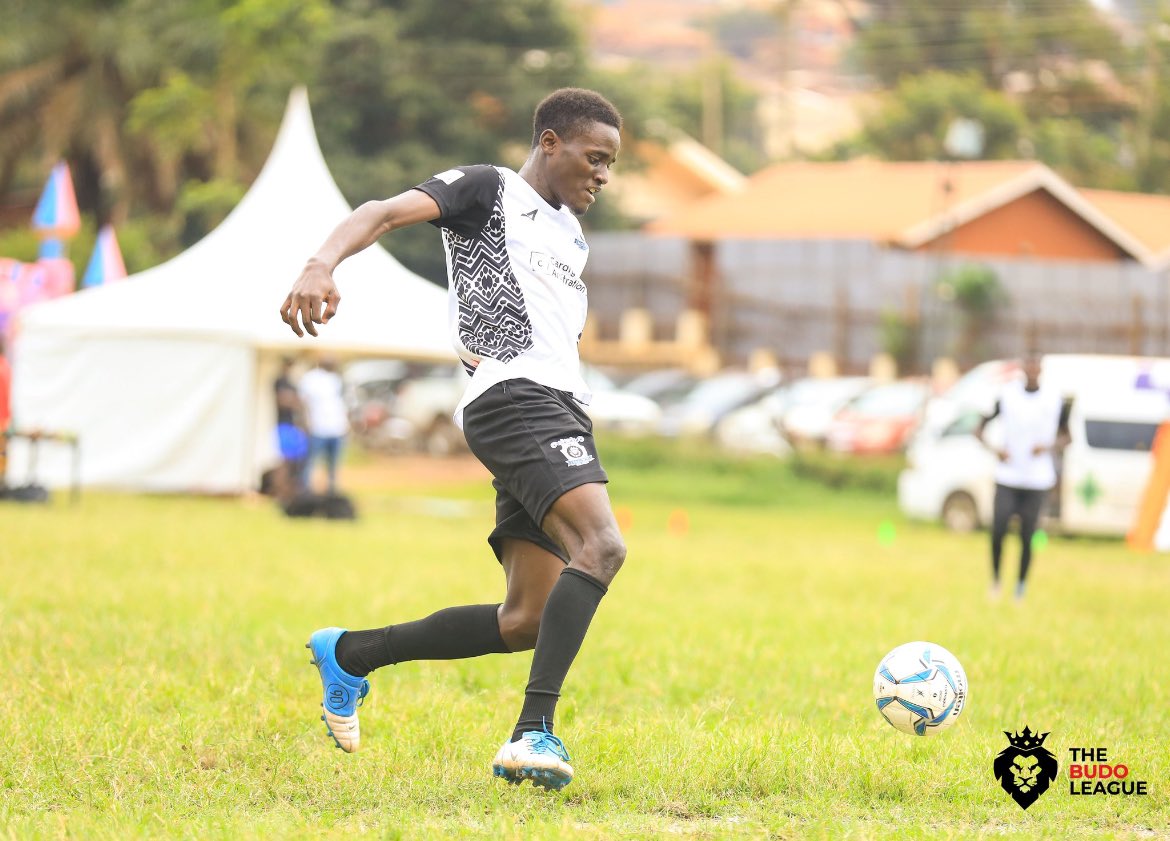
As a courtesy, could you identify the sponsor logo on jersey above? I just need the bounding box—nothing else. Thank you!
[432,169,465,185]
[521,209,538,220]
[530,251,585,292]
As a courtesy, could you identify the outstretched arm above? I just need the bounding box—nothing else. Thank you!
[280,189,441,337]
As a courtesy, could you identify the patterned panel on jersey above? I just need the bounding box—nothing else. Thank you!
[443,190,533,363]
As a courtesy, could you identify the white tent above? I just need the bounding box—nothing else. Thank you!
[9,87,454,493]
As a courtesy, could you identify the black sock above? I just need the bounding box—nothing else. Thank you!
[334,604,510,677]
[511,568,607,742]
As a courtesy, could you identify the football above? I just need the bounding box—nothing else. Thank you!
[873,641,967,736]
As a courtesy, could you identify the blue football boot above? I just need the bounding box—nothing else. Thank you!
[306,627,369,753]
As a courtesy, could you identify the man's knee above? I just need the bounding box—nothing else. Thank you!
[577,527,627,583]
[497,604,542,651]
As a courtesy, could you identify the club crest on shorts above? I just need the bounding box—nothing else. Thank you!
[550,436,594,467]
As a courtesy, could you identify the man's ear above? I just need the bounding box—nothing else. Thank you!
[538,128,560,155]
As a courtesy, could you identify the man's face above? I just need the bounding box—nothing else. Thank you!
[1023,357,1042,386]
[541,120,621,216]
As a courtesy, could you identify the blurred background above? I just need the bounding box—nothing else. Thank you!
[3,0,1170,539]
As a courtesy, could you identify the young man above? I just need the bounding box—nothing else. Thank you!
[297,355,348,494]
[280,88,625,791]
[273,356,307,494]
[976,354,1065,601]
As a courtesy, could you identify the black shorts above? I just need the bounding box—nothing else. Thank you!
[462,378,609,564]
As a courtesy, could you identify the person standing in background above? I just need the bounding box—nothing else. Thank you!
[298,356,349,494]
[273,356,308,494]
[976,354,1066,601]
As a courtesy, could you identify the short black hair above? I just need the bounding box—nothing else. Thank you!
[531,88,622,148]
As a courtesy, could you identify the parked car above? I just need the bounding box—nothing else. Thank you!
[712,395,794,457]
[346,360,659,453]
[343,359,414,452]
[920,359,1019,436]
[345,361,468,455]
[712,376,872,456]
[392,365,470,456]
[658,370,780,438]
[620,368,699,410]
[900,354,1170,534]
[900,386,1168,534]
[778,376,875,447]
[825,380,932,455]
[581,365,662,435]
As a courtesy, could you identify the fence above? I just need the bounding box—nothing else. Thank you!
[583,233,1170,374]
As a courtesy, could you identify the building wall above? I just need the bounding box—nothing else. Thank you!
[924,189,1129,262]
[585,233,1168,374]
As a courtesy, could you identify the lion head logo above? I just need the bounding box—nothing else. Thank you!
[993,726,1059,809]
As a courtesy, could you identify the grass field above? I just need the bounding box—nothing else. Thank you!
[1,440,1167,839]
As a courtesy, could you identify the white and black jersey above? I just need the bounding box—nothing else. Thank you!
[415,165,592,429]
[984,381,1065,490]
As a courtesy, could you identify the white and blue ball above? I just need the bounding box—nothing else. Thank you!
[873,641,967,736]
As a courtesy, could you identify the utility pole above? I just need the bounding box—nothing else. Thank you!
[701,15,724,154]
[774,0,798,158]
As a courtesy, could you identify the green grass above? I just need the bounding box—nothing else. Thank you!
[1,440,1167,839]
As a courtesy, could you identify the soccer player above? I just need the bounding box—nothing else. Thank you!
[280,88,625,791]
[976,354,1066,601]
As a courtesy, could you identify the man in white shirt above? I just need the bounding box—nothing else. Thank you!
[976,354,1066,601]
[298,356,349,494]
[281,88,624,791]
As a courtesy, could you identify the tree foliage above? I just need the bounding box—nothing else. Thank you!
[844,0,1170,195]
[857,71,1027,161]
[0,0,763,281]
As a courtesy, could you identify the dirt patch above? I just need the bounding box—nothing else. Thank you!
[341,453,490,491]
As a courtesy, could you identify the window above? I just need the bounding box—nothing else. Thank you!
[1084,420,1161,452]
[942,411,984,437]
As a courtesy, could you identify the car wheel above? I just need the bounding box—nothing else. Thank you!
[941,491,979,533]
[423,418,465,457]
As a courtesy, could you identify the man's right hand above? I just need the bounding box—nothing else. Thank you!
[281,259,341,337]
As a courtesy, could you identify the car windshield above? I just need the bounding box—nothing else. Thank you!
[580,364,616,392]
[945,361,1017,406]
[847,383,927,417]
[682,375,763,411]
[788,378,868,407]
[943,410,983,437]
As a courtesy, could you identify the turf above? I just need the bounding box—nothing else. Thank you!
[1,441,1167,839]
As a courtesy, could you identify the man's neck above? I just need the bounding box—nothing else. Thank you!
[518,157,560,209]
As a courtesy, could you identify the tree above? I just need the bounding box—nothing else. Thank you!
[311,0,591,281]
[856,0,1126,94]
[0,0,170,223]
[936,263,1007,366]
[850,0,1139,186]
[0,0,330,254]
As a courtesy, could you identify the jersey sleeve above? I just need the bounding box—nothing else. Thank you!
[413,165,500,238]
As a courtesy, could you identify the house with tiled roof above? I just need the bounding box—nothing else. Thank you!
[646,159,1170,269]
[578,158,1170,373]
[608,134,746,224]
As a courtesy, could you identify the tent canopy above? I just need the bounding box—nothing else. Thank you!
[10,87,454,493]
[19,87,453,360]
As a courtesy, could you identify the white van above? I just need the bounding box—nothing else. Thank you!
[898,355,1170,535]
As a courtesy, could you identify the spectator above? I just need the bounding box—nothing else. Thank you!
[273,357,307,494]
[976,354,1066,601]
[298,355,349,493]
